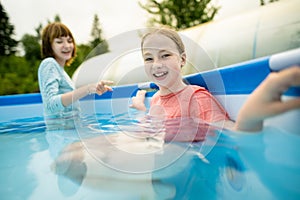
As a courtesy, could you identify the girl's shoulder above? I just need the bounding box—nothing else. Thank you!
[39,57,61,72]
[40,57,58,66]
[38,57,62,77]
[187,85,214,99]
[188,85,208,92]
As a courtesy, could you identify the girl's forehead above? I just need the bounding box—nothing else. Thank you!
[143,34,178,51]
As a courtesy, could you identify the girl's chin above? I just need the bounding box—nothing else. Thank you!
[58,55,71,61]
[61,53,72,58]
[153,79,167,87]
[64,55,72,59]
[153,74,168,82]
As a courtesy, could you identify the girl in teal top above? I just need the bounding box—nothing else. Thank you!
[38,22,113,130]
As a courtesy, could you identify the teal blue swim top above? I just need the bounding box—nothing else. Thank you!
[38,57,80,130]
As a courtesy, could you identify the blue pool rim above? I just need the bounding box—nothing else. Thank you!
[1,48,300,107]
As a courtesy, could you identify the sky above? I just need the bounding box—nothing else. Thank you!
[1,0,259,44]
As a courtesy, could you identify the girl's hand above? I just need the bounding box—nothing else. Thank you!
[88,80,113,95]
[130,90,147,111]
[96,80,113,95]
[235,66,300,132]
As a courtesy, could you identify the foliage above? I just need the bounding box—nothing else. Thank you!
[0,44,96,95]
[260,0,280,6]
[66,14,110,75]
[54,14,61,22]
[88,14,109,59]
[21,34,41,62]
[0,55,40,94]
[0,2,18,56]
[139,0,220,30]
[0,10,109,95]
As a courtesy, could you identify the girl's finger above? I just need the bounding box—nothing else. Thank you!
[100,80,114,86]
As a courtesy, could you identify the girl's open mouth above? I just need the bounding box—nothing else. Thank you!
[153,71,168,78]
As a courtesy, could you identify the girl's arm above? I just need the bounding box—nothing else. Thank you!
[234,66,300,132]
[61,80,113,107]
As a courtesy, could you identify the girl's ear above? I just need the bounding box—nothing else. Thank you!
[181,52,187,67]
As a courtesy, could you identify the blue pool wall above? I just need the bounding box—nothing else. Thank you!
[0,48,299,133]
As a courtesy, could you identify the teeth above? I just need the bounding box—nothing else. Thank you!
[154,72,167,77]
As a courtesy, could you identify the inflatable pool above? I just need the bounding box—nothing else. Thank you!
[71,0,300,87]
[0,48,299,199]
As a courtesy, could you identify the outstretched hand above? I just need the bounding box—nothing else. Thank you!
[96,80,113,95]
[235,66,300,132]
[88,80,113,95]
[130,90,147,111]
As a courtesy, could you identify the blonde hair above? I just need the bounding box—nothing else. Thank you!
[41,22,76,66]
[141,28,185,54]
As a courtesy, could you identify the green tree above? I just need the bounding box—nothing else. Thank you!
[260,0,280,6]
[139,0,220,30]
[21,15,60,66]
[0,13,109,95]
[87,14,109,59]
[67,14,110,76]
[54,14,61,22]
[20,22,43,69]
[21,34,41,62]
[35,23,43,41]
[0,55,40,95]
[0,2,18,56]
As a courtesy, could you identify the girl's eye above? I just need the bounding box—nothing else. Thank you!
[144,57,153,62]
[162,54,171,58]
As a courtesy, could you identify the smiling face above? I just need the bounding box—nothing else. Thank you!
[142,33,186,93]
[51,36,74,67]
[41,22,76,66]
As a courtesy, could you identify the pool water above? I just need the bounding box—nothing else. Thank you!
[0,111,300,200]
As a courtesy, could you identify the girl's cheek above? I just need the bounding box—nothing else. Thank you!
[144,64,152,71]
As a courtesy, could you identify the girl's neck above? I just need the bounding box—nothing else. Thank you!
[55,58,66,67]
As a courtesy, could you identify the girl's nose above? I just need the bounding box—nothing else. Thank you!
[152,59,163,69]
[63,41,72,48]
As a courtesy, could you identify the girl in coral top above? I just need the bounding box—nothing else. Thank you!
[131,28,300,138]
[131,28,233,141]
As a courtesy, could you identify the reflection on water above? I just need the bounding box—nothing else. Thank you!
[0,117,46,134]
[1,113,300,199]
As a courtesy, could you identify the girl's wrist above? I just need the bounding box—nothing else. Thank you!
[87,84,92,95]
[234,118,263,132]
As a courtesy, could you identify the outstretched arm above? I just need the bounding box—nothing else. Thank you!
[234,66,300,132]
[61,80,113,107]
